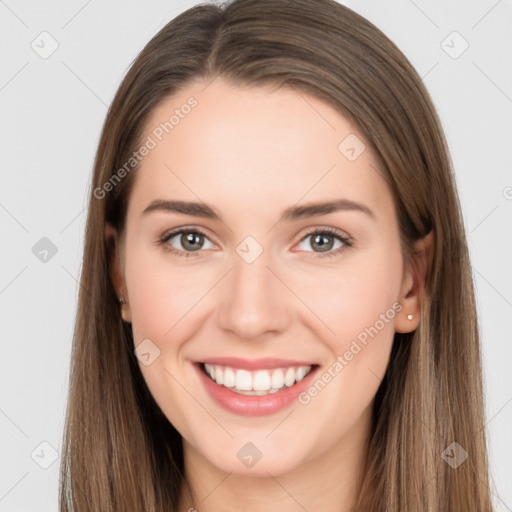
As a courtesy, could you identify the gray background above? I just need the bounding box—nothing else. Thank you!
[1,0,511,510]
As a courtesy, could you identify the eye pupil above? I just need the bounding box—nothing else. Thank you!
[182,232,203,251]
[312,234,334,252]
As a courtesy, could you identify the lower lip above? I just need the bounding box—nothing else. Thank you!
[193,363,320,417]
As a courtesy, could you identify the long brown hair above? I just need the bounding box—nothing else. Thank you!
[59,0,495,510]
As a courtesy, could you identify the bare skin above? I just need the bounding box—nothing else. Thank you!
[106,76,431,512]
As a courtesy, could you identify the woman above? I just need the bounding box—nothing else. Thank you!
[59,0,495,510]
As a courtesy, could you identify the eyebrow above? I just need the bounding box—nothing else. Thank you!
[141,198,376,222]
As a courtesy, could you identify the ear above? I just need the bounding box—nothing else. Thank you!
[394,230,434,333]
[105,223,131,323]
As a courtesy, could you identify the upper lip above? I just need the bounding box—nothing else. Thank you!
[196,357,317,371]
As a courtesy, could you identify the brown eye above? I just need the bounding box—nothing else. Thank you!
[308,233,336,252]
[178,232,205,251]
[159,228,215,256]
[297,228,352,258]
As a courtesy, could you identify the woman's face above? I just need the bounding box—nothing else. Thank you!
[108,76,420,477]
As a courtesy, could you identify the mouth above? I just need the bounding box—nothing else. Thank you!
[196,361,320,396]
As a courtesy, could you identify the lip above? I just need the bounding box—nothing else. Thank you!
[193,362,320,417]
[195,356,317,371]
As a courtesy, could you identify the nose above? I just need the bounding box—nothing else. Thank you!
[216,249,293,341]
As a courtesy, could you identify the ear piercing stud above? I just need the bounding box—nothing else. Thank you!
[119,296,129,322]
[407,314,414,320]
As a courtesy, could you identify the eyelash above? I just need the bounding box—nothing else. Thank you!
[157,226,353,260]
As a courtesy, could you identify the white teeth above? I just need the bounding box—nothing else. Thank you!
[295,366,309,382]
[223,367,236,388]
[235,369,252,391]
[253,370,271,391]
[271,369,284,389]
[203,363,313,394]
[284,367,296,387]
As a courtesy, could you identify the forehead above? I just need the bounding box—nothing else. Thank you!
[128,76,393,225]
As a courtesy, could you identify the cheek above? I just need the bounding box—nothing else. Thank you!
[288,243,403,368]
[290,249,402,428]
[125,243,216,344]
[296,245,402,332]
[124,246,213,434]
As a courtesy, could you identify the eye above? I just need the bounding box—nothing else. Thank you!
[158,227,216,257]
[157,226,353,259]
[296,227,353,258]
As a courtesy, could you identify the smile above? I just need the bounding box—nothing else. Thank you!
[202,362,315,395]
[193,360,321,416]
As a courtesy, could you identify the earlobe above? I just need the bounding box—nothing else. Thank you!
[105,223,132,323]
[119,297,131,323]
[395,230,434,333]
